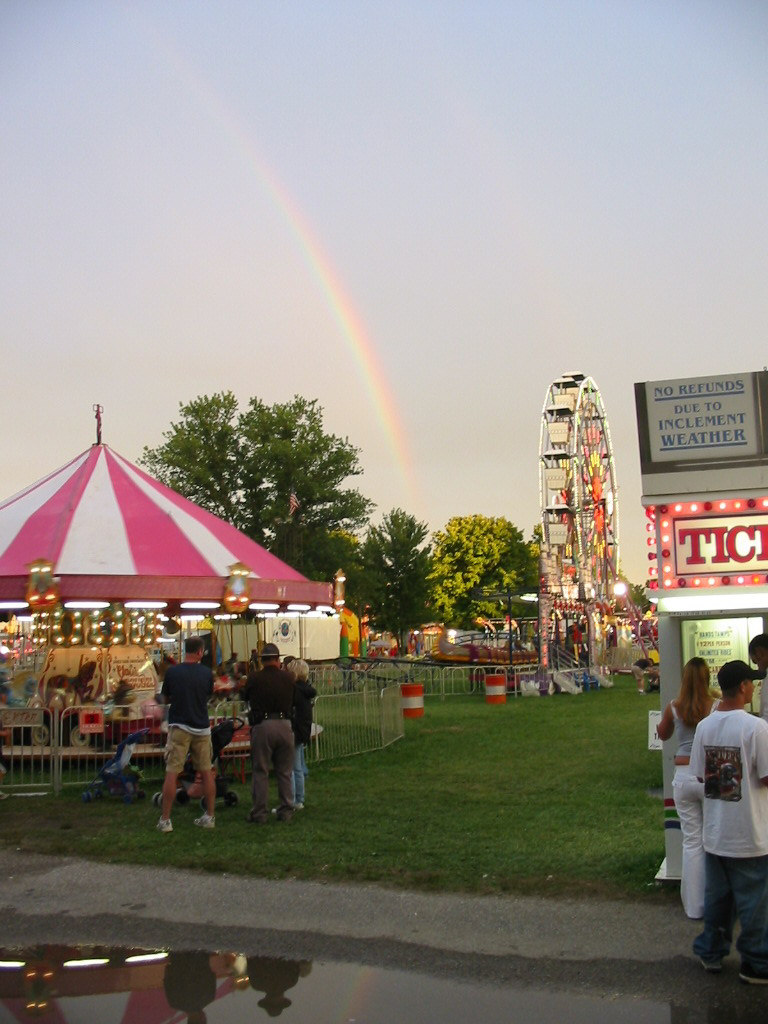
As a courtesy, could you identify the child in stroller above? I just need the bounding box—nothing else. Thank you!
[82,727,149,803]
[153,717,244,811]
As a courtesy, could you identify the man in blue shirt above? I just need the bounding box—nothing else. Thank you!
[157,635,215,833]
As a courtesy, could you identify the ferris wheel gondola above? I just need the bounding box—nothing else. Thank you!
[539,373,619,604]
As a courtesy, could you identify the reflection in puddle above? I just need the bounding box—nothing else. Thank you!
[0,942,680,1023]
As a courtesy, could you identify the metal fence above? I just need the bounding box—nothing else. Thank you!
[0,684,405,796]
[0,661,572,797]
[308,661,548,699]
[310,684,403,762]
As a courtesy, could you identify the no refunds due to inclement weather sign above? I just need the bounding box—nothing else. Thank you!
[634,370,768,496]
[644,373,760,462]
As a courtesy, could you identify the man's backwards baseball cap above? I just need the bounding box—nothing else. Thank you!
[261,643,280,659]
[717,660,762,692]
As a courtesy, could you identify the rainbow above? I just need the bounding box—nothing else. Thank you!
[132,11,423,515]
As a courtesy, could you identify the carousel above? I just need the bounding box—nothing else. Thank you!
[0,432,333,715]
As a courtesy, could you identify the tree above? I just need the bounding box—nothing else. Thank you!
[428,515,538,628]
[140,392,245,526]
[360,509,431,649]
[140,393,374,580]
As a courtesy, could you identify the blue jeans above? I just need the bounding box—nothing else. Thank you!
[693,852,768,973]
[292,743,307,804]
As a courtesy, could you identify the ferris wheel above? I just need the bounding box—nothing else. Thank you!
[539,373,619,604]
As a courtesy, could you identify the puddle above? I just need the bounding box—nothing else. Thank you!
[0,942,675,1023]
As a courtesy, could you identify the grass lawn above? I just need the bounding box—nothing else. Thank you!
[0,675,672,902]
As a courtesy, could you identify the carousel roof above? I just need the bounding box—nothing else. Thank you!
[0,444,332,609]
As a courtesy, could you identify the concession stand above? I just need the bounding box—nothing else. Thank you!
[635,369,768,879]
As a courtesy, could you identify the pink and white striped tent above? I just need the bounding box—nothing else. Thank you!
[0,444,332,611]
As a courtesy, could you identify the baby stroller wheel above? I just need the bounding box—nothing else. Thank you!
[82,791,91,803]
[225,791,238,807]
[176,789,190,806]
[152,792,161,806]
[199,796,207,812]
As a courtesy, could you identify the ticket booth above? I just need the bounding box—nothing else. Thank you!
[635,370,768,879]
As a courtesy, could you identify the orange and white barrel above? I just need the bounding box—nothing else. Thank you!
[400,682,424,718]
[484,673,507,705]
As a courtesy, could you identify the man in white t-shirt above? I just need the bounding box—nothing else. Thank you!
[690,659,768,984]
[748,633,768,721]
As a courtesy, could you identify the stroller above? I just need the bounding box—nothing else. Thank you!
[152,717,245,811]
[82,727,149,803]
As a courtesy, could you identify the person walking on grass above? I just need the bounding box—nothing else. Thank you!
[244,643,295,823]
[690,660,768,984]
[156,635,216,833]
[287,658,316,810]
[657,657,717,919]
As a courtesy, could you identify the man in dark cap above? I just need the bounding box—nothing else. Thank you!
[244,643,295,823]
[690,660,768,984]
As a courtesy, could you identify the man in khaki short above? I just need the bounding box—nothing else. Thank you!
[156,635,215,833]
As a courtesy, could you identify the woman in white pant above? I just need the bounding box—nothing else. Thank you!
[657,657,716,919]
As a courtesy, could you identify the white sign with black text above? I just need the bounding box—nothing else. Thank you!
[644,373,759,464]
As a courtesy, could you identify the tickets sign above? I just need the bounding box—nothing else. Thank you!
[674,514,768,576]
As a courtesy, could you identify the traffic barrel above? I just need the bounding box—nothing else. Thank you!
[484,673,507,705]
[400,682,424,718]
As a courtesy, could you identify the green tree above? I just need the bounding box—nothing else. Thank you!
[628,581,651,614]
[140,392,245,526]
[360,509,432,649]
[428,515,538,628]
[140,393,374,580]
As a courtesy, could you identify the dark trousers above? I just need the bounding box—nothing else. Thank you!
[250,720,295,822]
[693,852,768,973]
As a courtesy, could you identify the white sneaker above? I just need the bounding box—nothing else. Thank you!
[294,802,304,810]
[194,813,215,829]
[0,791,8,801]
[156,817,173,833]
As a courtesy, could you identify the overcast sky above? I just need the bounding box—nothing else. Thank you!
[2,1,767,587]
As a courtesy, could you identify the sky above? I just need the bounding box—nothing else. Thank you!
[2,1,768,589]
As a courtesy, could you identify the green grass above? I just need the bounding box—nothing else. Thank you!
[0,677,671,902]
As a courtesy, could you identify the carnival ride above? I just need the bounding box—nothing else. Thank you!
[0,429,333,750]
[538,372,659,671]
[430,627,537,665]
[538,373,621,670]
[540,373,619,603]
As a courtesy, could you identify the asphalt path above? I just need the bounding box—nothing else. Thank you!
[1,849,765,1021]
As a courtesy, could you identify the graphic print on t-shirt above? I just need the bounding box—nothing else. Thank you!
[703,745,742,802]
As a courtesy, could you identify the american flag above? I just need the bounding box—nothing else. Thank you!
[289,492,300,516]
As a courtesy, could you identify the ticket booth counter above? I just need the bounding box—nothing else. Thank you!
[635,369,768,880]
[654,586,766,879]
